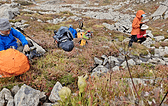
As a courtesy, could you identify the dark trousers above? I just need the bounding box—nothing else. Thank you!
[138,37,146,44]
[128,35,146,47]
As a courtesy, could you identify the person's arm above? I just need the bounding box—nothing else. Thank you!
[132,18,140,29]
[0,41,5,51]
[10,27,28,46]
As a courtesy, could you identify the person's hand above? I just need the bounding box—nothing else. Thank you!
[139,23,144,28]
[23,44,30,53]
[143,34,147,37]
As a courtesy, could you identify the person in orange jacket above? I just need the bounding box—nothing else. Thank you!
[128,10,147,47]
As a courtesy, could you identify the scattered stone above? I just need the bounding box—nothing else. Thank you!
[154,36,165,42]
[121,59,136,68]
[0,88,14,106]
[11,85,20,96]
[49,81,62,103]
[112,66,119,71]
[0,3,20,19]
[14,84,41,106]
[40,92,47,101]
[101,55,108,65]
[94,57,103,65]
[43,103,53,106]
[91,65,109,76]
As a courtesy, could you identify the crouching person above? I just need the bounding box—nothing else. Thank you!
[136,24,150,44]
[0,18,30,53]
[128,10,147,47]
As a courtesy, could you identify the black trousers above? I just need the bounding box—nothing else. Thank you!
[128,35,146,47]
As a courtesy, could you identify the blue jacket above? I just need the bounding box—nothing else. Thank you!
[69,27,77,38]
[0,27,28,51]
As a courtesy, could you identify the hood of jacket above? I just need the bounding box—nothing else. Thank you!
[136,10,145,19]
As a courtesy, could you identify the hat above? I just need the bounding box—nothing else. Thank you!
[141,14,146,17]
[69,25,73,28]
[0,18,11,31]
[141,24,148,30]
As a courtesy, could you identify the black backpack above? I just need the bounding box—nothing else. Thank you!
[53,26,74,52]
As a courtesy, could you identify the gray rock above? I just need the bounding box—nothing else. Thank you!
[49,81,62,102]
[14,84,41,106]
[94,57,103,65]
[121,59,136,68]
[134,58,143,65]
[148,58,166,65]
[0,4,20,19]
[112,66,119,71]
[164,39,168,42]
[163,58,168,62]
[91,65,109,76]
[164,46,168,54]
[122,38,130,43]
[67,16,82,21]
[11,85,20,96]
[142,37,155,48]
[101,55,108,65]
[108,56,119,68]
[108,56,119,63]
[43,103,53,106]
[7,99,14,106]
[26,37,46,54]
[154,36,165,42]
[40,92,47,101]
[155,46,166,57]
[146,30,154,38]
[0,88,14,106]
[0,100,5,106]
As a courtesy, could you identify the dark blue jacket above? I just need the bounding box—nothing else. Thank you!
[0,27,28,51]
[69,27,77,38]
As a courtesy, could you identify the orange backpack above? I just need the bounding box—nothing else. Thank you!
[0,49,30,78]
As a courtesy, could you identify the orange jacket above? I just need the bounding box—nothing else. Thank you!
[131,10,145,35]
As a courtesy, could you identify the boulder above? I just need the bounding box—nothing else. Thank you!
[0,3,20,19]
[91,65,109,76]
[0,88,14,106]
[94,57,103,65]
[14,84,41,106]
[49,81,62,102]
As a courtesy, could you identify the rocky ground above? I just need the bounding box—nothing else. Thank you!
[0,0,168,106]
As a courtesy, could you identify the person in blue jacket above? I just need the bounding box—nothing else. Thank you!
[68,25,77,38]
[0,18,30,53]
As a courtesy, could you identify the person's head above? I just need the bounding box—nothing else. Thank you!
[136,10,145,19]
[69,25,73,28]
[88,30,90,33]
[0,18,11,36]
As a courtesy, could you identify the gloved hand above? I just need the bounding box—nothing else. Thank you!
[143,34,147,37]
[23,44,30,53]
